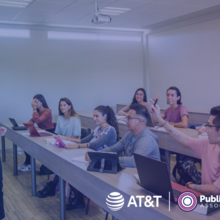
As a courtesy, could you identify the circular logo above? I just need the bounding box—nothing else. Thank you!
[177,192,198,212]
[106,192,124,211]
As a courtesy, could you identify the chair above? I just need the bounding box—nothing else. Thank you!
[81,127,89,139]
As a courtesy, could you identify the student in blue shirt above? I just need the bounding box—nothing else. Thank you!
[36,97,81,198]
[55,98,81,138]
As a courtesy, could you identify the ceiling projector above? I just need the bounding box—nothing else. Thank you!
[92,1,111,25]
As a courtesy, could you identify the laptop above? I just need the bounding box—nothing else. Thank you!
[23,123,52,137]
[9,118,26,130]
[134,153,202,203]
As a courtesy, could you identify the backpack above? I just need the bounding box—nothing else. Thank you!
[172,157,201,186]
[36,164,54,176]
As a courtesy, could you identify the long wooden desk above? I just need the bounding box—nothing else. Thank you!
[1,121,218,220]
[116,104,210,124]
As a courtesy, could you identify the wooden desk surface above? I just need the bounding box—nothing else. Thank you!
[78,111,200,159]
[116,104,210,124]
[1,121,218,220]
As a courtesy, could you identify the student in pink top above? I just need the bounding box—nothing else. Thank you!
[152,86,188,128]
[151,104,220,195]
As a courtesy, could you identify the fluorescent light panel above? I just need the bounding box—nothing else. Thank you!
[0,28,30,38]
[98,34,142,42]
[48,31,142,42]
[0,0,33,8]
[100,7,131,16]
[48,31,97,40]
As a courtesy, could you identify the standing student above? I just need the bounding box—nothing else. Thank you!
[151,104,220,195]
[118,88,151,117]
[37,105,118,211]
[0,127,7,220]
[18,94,54,172]
[152,86,188,128]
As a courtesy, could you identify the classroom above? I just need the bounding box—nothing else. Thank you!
[0,0,220,220]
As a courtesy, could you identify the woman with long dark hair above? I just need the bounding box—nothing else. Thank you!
[18,94,54,172]
[118,88,151,117]
[62,105,119,150]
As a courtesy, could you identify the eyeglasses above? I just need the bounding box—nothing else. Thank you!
[126,116,140,121]
[204,124,220,129]
[136,93,144,96]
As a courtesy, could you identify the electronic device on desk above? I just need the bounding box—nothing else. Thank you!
[134,153,202,203]
[87,151,124,174]
[53,136,66,148]
[23,123,52,137]
[9,118,26,130]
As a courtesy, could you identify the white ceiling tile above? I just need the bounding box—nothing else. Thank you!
[137,2,180,12]
[56,4,94,14]
[109,9,157,25]
[44,12,89,24]
[166,5,205,14]
[123,12,180,28]
[27,1,71,11]
[14,9,56,22]
[188,0,220,7]
[70,13,93,25]
[0,6,24,20]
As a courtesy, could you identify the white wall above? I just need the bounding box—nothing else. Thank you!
[147,17,220,112]
[0,26,144,122]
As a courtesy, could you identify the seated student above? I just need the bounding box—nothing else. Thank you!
[0,127,7,220]
[18,94,54,172]
[37,105,118,211]
[118,88,151,117]
[86,103,160,168]
[36,97,81,198]
[151,103,220,195]
[152,86,188,128]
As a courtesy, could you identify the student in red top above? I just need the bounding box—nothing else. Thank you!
[151,103,220,195]
[18,94,54,172]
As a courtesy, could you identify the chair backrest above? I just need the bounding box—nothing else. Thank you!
[81,128,89,139]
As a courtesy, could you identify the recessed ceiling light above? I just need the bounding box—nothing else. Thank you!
[0,0,33,8]
[100,6,131,16]
[105,7,131,11]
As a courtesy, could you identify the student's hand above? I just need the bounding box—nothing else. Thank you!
[58,135,67,140]
[85,152,91,163]
[26,121,33,125]
[31,100,37,109]
[65,143,78,149]
[150,99,164,124]
[0,127,7,136]
[151,97,159,103]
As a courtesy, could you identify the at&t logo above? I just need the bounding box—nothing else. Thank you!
[106,192,125,211]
